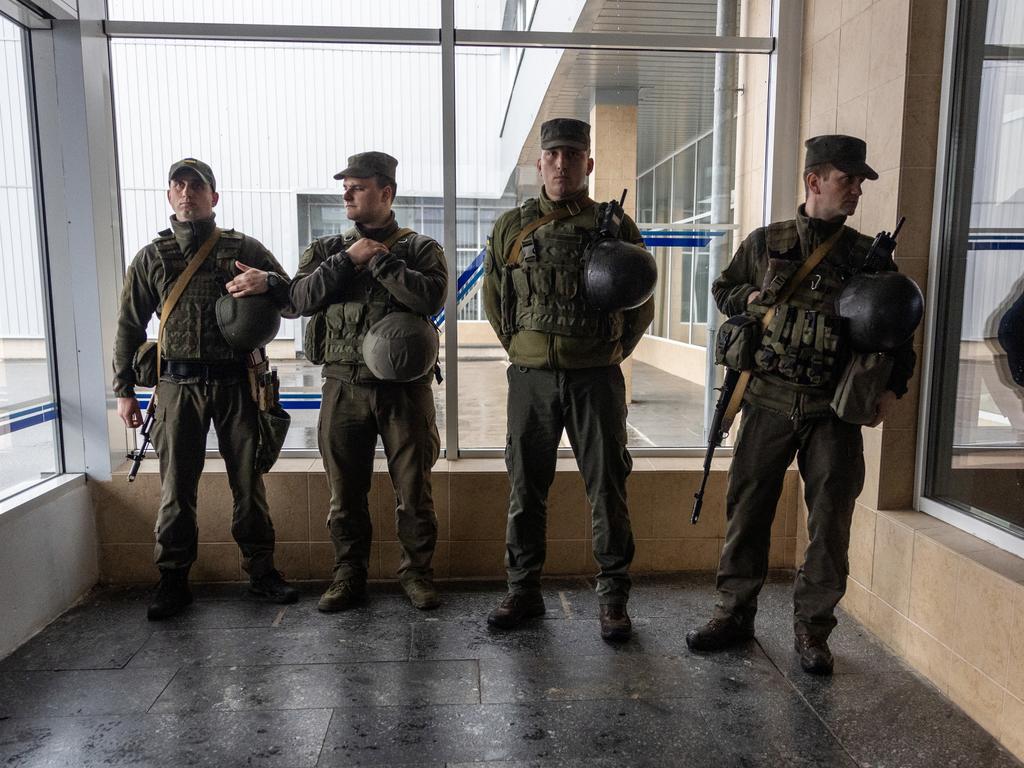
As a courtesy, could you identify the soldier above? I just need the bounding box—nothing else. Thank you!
[289,152,447,612]
[686,135,916,674]
[481,118,655,642]
[113,158,299,620]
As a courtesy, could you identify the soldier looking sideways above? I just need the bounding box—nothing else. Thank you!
[113,158,298,620]
[686,135,916,674]
[481,118,655,642]
[288,152,447,612]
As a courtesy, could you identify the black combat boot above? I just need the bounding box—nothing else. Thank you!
[795,633,834,675]
[685,615,755,651]
[147,568,193,621]
[486,591,545,629]
[249,569,300,604]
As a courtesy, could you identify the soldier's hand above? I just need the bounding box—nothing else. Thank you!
[868,390,898,427]
[226,261,269,296]
[746,290,761,305]
[346,238,388,266]
[118,396,143,429]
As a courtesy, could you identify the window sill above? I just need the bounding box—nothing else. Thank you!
[0,474,87,525]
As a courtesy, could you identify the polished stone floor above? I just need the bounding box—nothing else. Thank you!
[1,573,1020,768]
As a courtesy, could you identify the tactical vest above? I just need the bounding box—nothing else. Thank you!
[306,227,417,366]
[747,220,867,390]
[153,229,243,362]
[506,199,624,340]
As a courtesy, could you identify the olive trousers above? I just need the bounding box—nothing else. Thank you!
[151,378,277,577]
[715,402,865,638]
[504,365,635,605]
[319,376,440,584]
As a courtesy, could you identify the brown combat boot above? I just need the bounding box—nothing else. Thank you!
[599,604,632,642]
[685,615,755,651]
[486,591,545,629]
[401,577,441,610]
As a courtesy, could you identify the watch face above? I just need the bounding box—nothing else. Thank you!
[267,273,279,288]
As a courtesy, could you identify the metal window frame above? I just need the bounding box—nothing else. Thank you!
[915,0,1024,556]
[100,3,791,461]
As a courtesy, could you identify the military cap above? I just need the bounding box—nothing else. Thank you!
[540,118,591,151]
[168,158,216,191]
[333,151,398,182]
[804,135,878,180]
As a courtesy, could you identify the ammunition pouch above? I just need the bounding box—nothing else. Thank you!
[715,314,761,371]
[247,349,290,473]
[830,351,894,424]
[754,303,842,387]
[132,341,159,389]
[303,313,327,365]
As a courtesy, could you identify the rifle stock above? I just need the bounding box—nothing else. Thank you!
[691,367,741,524]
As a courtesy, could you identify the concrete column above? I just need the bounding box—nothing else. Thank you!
[589,88,640,402]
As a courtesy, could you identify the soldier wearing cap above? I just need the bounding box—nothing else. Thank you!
[288,151,447,612]
[113,157,298,620]
[481,118,654,642]
[686,135,916,673]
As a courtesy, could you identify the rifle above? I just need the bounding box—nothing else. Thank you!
[692,367,741,524]
[127,398,156,482]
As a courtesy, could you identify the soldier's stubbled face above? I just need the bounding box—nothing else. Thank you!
[537,147,594,201]
[342,176,393,228]
[806,167,865,221]
[168,171,218,222]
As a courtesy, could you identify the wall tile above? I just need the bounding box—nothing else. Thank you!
[810,0,843,44]
[265,473,309,542]
[868,0,911,88]
[842,0,872,24]
[948,656,1005,738]
[866,75,906,173]
[99,543,155,584]
[953,558,1016,686]
[904,621,953,694]
[196,473,235,542]
[872,513,914,613]
[543,540,589,575]
[193,543,242,582]
[908,0,948,76]
[837,93,868,140]
[309,542,335,580]
[859,167,901,248]
[901,74,942,168]
[837,6,872,104]
[448,540,506,579]
[449,472,510,540]
[909,534,959,646]
[848,502,877,588]
[307,472,330,543]
[809,31,841,117]
[1000,692,1024,762]
[273,542,310,581]
[646,538,722,572]
[92,475,160,544]
[647,471,726,539]
[868,592,910,655]
[877,428,917,510]
[1007,589,1024,701]
[840,574,871,623]
[858,422,882,509]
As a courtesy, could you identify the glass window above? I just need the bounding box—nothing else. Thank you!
[110,38,442,452]
[107,1,441,27]
[925,0,1024,536]
[456,45,767,450]
[672,145,696,222]
[0,14,61,499]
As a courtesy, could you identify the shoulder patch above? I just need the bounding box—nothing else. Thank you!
[765,220,799,254]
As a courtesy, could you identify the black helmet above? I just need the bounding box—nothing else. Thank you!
[837,271,923,353]
[215,293,282,350]
[362,312,439,382]
[583,238,658,311]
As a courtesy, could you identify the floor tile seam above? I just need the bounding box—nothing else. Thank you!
[313,707,336,768]
[753,637,864,768]
[0,705,343,722]
[128,656,424,669]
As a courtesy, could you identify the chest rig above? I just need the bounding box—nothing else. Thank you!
[153,229,243,362]
[505,199,624,341]
[310,227,416,366]
[748,221,860,388]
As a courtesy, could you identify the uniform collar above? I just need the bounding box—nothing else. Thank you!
[170,215,217,256]
[356,213,398,242]
[796,204,845,250]
[538,186,591,215]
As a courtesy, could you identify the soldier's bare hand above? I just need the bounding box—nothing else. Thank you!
[118,396,143,429]
[868,390,898,427]
[226,261,269,296]
[346,238,388,266]
[746,290,761,305]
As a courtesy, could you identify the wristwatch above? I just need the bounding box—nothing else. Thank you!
[266,272,282,290]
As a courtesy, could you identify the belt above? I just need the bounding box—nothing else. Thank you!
[162,360,246,381]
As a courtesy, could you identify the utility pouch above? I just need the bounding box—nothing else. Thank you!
[302,313,327,365]
[247,348,290,473]
[501,265,519,336]
[715,314,761,371]
[830,351,894,424]
[132,341,159,388]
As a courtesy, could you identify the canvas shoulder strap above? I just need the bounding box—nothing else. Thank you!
[155,227,223,382]
[383,227,415,249]
[505,197,596,267]
[721,226,844,427]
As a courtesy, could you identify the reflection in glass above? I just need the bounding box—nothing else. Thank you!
[926,0,1024,535]
[0,16,61,499]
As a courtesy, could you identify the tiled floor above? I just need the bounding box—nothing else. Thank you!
[1,574,1020,768]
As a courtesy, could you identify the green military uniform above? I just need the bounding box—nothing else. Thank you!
[711,205,916,638]
[289,215,447,586]
[482,187,655,605]
[113,215,292,577]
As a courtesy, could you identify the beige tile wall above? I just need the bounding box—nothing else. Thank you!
[93,458,799,585]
